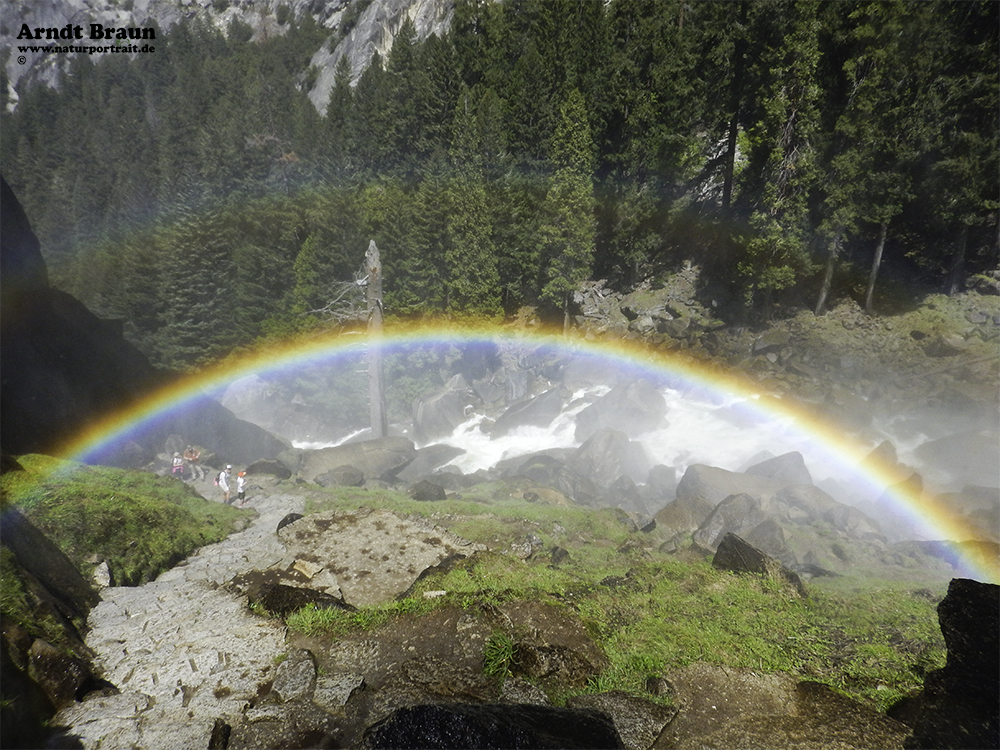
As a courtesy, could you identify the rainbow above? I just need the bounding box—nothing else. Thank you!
[53,321,999,583]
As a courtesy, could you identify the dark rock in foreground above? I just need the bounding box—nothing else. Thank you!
[0,510,102,747]
[246,582,354,618]
[905,578,1000,750]
[360,703,624,749]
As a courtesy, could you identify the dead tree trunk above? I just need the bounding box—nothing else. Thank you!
[721,1,749,212]
[365,240,387,439]
[864,221,888,316]
[814,224,843,315]
[947,224,967,297]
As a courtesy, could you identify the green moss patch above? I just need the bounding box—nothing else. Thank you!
[2,454,248,586]
[290,483,946,712]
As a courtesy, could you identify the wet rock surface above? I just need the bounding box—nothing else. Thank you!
[360,702,625,749]
[51,492,303,749]
[275,508,486,607]
[657,664,910,750]
[905,578,1000,750]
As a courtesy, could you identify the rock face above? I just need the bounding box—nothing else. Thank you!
[905,578,1000,750]
[308,0,454,113]
[3,0,454,118]
[0,177,288,465]
[1,178,157,455]
[360,703,625,750]
[275,508,485,607]
[0,509,102,748]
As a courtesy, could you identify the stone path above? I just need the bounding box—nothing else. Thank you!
[54,492,306,750]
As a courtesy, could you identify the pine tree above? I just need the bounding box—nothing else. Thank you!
[444,87,502,318]
[736,0,823,312]
[538,89,596,330]
[922,1,999,294]
[322,56,354,177]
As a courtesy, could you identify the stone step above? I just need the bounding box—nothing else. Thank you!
[54,493,306,749]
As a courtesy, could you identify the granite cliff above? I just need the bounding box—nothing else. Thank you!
[2,0,452,114]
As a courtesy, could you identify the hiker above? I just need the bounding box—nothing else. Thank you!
[171,452,185,478]
[217,465,232,504]
[236,471,248,506]
[183,445,204,480]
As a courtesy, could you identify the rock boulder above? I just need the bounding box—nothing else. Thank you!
[360,703,624,750]
[492,389,565,437]
[276,509,485,607]
[574,380,667,442]
[712,533,807,597]
[299,437,416,484]
[905,578,1000,750]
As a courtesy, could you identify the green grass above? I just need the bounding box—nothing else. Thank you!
[285,596,439,637]
[483,630,516,680]
[289,483,947,712]
[2,454,249,586]
[0,546,77,651]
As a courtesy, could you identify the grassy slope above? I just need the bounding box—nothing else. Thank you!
[284,483,946,713]
[1,455,249,603]
[0,462,947,714]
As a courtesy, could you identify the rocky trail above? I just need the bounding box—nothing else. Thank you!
[53,491,306,749]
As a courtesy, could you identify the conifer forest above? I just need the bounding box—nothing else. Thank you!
[2,0,997,371]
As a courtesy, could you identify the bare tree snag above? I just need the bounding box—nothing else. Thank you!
[815,224,843,315]
[864,221,888,316]
[366,240,387,439]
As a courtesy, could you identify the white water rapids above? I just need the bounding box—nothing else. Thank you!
[294,382,928,507]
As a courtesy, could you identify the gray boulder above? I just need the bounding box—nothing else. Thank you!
[316,464,366,488]
[568,429,651,489]
[656,464,784,535]
[396,444,467,481]
[692,493,771,552]
[496,449,572,480]
[299,437,416,484]
[645,464,677,501]
[272,649,317,703]
[245,458,292,480]
[409,480,447,501]
[492,389,565,437]
[500,452,570,486]
[413,385,478,444]
[574,380,667,442]
[744,451,813,486]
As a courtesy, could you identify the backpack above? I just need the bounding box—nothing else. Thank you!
[214,471,223,486]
